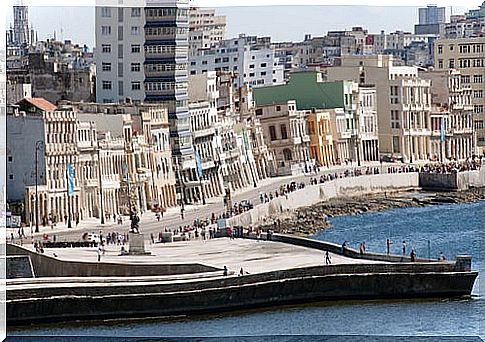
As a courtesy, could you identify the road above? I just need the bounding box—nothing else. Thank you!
[19,162,392,242]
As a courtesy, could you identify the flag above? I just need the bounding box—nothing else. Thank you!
[67,164,75,196]
[440,118,445,143]
[195,152,203,178]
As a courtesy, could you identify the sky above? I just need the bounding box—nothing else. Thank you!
[4,3,475,49]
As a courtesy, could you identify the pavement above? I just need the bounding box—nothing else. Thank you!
[31,237,385,276]
[9,161,399,243]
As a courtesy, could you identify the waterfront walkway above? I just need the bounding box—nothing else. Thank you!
[37,237,385,275]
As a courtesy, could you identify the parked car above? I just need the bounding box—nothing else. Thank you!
[240,200,254,210]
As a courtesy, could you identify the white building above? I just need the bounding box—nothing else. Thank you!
[188,34,284,89]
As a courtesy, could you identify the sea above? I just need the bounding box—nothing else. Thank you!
[7,201,484,341]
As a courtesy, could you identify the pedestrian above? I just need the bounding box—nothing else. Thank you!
[223,265,228,277]
[402,240,406,255]
[239,267,244,276]
[341,240,347,254]
[439,252,446,261]
[410,249,416,262]
[325,251,331,265]
[150,233,155,244]
[386,238,391,255]
[97,245,102,262]
[359,243,364,255]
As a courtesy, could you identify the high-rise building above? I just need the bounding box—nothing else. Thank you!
[13,2,30,48]
[95,1,194,206]
[418,5,446,25]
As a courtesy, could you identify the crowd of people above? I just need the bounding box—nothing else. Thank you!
[419,160,483,174]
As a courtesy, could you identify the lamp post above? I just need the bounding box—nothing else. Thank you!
[97,141,105,225]
[34,140,44,233]
[66,163,72,229]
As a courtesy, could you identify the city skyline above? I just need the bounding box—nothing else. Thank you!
[5,4,474,48]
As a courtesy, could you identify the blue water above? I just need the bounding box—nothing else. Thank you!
[8,201,485,339]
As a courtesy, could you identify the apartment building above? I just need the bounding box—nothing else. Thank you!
[255,101,310,176]
[326,55,432,162]
[189,7,226,56]
[95,1,194,206]
[188,34,284,88]
[434,37,485,155]
[444,2,485,38]
[419,69,474,161]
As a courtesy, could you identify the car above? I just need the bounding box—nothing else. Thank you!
[240,200,254,210]
[82,232,104,243]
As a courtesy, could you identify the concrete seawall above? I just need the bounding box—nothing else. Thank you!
[7,261,477,324]
[7,244,220,277]
[228,173,419,227]
[419,166,485,191]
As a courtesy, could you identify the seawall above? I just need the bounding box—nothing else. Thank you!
[7,244,220,277]
[228,173,419,227]
[7,260,477,325]
[419,166,485,191]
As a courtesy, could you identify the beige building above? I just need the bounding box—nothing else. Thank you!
[189,7,226,57]
[419,69,474,161]
[326,55,432,162]
[434,37,485,155]
[255,100,311,176]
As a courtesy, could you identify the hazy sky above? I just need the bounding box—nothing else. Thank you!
[7,4,473,49]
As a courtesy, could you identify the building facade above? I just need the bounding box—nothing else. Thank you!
[188,7,226,57]
[434,37,485,155]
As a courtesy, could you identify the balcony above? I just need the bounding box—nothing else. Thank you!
[193,127,216,139]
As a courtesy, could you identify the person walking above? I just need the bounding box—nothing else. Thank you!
[402,240,406,255]
[223,265,228,277]
[325,251,331,265]
[410,249,416,262]
[97,245,102,262]
[386,239,391,255]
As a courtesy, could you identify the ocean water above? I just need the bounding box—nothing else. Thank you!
[8,201,484,340]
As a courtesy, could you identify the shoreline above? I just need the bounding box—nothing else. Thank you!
[260,187,485,236]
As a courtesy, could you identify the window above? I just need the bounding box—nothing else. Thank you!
[190,70,196,75]
[102,62,111,72]
[260,63,267,68]
[474,75,483,83]
[8,174,14,180]
[222,57,229,63]
[131,7,141,17]
[269,125,277,141]
[190,61,196,66]
[261,71,266,76]
[215,58,221,64]
[131,26,140,35]
[131,63,141,72]
[101,26,111,36]
[276,105,281,111]
[202,60,208,65]
[102,44,111,53]
[118,80,124,96]
[118,26,123,40]
[132,81,141,90]
[256,109,263,116]
[438,59,443,69]
[392,136,400,153]
[462,75,471,83]
[437,45,443,54]
[249,72,255,77]
[7,156,13,162]
[131,44,140,53]
[283,148,292,161]
[249,64,255,69]
[101,7,111,17]
[474,90,483,98]
[102,80,112,90]
[233,57,238,62]
[449,59,455,68]
[280,124,288,139]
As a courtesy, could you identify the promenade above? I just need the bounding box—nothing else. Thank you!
[35,237,385,275]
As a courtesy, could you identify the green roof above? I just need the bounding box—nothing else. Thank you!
[253,72,346,110]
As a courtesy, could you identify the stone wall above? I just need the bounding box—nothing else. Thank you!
[7,244,220,277]
[419,167,485,191]
[228,173,419,227]
[7,261,477,324]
